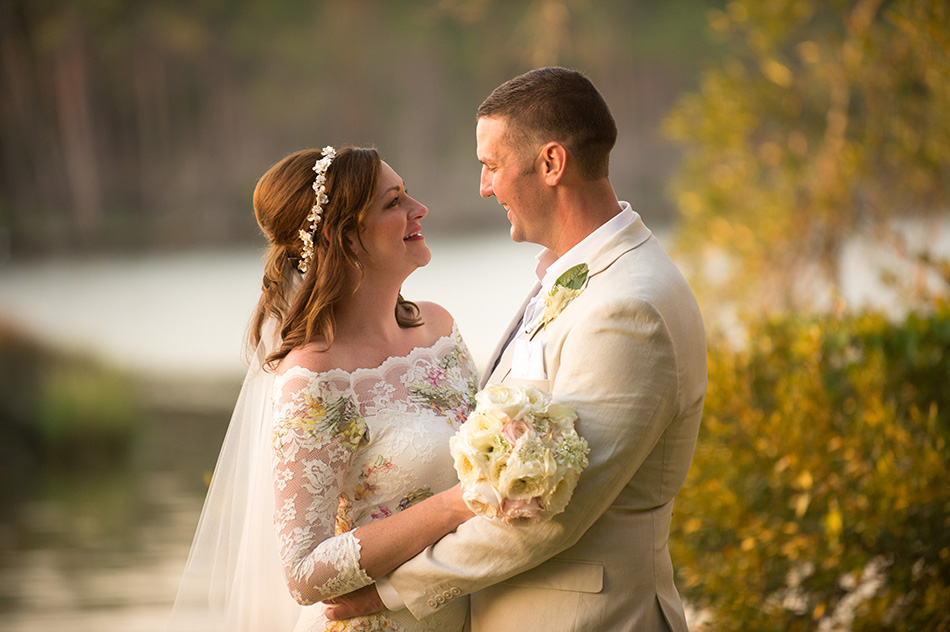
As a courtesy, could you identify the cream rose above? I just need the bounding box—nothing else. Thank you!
[450,437,486,486]
[476,383,532,419]
[497,440,558,500]
[461,479,504,519]
[543,468,581,516]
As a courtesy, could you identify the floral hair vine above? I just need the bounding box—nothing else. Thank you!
[297,145,337,273]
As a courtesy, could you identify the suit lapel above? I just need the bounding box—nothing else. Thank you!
[481,281,541,388]
[524,215,653,341]
[482,211,653,387]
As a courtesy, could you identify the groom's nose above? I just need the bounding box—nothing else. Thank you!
[479,166,493,199]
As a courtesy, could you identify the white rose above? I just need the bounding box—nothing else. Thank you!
[450,436,487,486]
[498,440,558,500]
[542,468,581,516]
[477,384,531,420]
[485,445,510,484]
[458,410,506,454]
[520,385,551,414]
[462,479,504,519]
[545,402,578,426]
[453,410,512,484]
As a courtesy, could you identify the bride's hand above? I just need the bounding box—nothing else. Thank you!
[323,584,384,621]
[443,483,475,525]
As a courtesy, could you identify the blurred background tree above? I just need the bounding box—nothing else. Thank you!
[665,0,950,313]
[0,0,723,257]
[663,2,950,628]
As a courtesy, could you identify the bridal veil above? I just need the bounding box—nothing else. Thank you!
[168,318,301,631]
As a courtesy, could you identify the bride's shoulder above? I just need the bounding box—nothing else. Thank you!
[276,340,338,378]
[415,301,456,338]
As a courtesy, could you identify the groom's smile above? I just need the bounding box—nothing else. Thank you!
[476,116,548,245]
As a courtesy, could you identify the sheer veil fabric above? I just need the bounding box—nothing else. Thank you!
[168,316,302,631]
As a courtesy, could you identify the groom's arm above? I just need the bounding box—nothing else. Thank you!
[384,295,686,619]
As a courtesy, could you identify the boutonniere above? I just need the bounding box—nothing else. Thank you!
[539,263,589,330]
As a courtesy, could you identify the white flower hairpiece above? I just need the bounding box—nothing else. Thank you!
[298,145,337,273]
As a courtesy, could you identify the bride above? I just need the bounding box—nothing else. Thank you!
[169,146,478,631]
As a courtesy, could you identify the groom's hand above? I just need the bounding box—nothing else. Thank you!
[323,584,385,620]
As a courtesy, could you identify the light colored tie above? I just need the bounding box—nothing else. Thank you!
[493,289,544,377]
[521,292,544,333]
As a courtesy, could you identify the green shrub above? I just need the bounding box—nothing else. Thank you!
[673,303,950,631]
[0,322,140,472]
[36,358,140,467]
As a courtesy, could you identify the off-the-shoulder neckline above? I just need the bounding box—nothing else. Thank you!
[275,321,461,382]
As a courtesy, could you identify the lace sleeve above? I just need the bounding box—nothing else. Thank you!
[271,371,373,606]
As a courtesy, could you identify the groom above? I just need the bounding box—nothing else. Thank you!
[334,67,706,631]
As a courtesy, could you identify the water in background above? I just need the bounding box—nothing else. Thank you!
[0,234,540,379]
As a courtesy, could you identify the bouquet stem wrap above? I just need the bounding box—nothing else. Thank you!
[450,384,589,524]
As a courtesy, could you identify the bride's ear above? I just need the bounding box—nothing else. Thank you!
[343,229,366,259]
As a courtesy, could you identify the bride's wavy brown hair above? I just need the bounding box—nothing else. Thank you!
[249,147,421,369]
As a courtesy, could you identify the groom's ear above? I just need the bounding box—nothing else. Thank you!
[539,142,567,186]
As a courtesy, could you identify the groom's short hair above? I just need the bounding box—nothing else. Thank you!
[477,67,617,180]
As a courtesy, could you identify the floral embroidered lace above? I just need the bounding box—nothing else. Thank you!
[271,324,478,631]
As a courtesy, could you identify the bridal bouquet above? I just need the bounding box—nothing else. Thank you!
[450,384,589,523]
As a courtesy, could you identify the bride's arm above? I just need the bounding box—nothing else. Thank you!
[351,484,471,580]
[272,372,472,606]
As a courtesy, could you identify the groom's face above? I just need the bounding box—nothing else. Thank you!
[476,117,546,246]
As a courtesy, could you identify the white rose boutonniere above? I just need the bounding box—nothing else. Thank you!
[539,263,588,330]
[450,383,590,524]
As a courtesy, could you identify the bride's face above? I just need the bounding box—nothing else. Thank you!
[351,161,431,275]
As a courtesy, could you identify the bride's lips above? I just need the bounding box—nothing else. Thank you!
[403,228,424,241]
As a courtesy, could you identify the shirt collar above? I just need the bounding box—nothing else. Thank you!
[535,201,634,290]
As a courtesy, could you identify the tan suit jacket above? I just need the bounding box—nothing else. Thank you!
[386,213,707,631]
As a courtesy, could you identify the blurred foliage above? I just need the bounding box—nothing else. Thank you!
[673,303,950,631]
[0,0,723,256]
[0,320,140,484]
[36,357,140,464]
[665,0,950,311]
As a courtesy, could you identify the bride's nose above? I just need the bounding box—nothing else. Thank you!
[408,199,428,220]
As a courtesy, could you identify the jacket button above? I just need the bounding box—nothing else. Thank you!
[427,599,437,608]
[450,587,462,596]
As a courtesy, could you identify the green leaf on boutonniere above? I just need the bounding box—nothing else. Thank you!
[555,263,588,290]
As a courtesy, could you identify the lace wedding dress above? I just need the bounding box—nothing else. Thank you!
[272,324,478,632]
